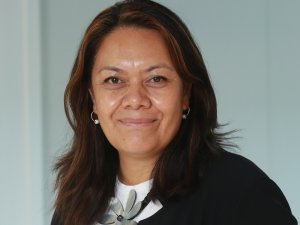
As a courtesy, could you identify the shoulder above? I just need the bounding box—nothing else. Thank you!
[192,150,298,224]
[209,150,266,178]
[192,150,271,205]
[200,150,285,205]
[208,150,268,182]
[198,150,271,195]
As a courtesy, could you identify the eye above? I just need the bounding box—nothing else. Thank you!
[101,76,126,90]
[104,76,122,84]
[147,75,168,88]
[150,76,167,83]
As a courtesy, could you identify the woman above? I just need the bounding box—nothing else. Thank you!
[51,0,297,225]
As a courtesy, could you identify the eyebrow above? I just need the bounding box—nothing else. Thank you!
[144,63,175,72]
[97,63,174,74]
[97,66,121,74]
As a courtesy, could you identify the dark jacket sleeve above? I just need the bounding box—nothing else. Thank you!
[233,176,298,225]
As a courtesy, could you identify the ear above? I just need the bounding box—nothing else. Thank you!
[89,89,97,113]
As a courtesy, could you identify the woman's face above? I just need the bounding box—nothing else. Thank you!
[90,27,189,160]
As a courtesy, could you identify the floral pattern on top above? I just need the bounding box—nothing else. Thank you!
[99,189,145,225]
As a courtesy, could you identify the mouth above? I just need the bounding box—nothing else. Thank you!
[118,118,157,128]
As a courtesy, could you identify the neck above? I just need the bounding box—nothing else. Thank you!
[118,154,157,185]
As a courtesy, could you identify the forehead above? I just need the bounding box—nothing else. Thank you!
[100,26,165,46]
[93,27,172,67]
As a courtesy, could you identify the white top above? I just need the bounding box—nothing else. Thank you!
[96,178,163,224]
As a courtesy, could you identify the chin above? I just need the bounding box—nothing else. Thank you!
[118,145,162,159]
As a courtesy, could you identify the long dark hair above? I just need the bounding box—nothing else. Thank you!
[54,1,231,224]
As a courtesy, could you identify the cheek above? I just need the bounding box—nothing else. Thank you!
[151,93,184,138]
[94,91,123,117]
[151,88,185,113]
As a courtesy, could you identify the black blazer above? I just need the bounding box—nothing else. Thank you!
[51,151,298,225]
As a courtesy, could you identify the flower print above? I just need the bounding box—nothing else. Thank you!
[99,190,144,225]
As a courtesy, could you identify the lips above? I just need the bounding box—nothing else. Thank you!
[118,118,157,127]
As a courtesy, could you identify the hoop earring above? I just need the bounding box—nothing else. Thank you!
[182,107,190,119]
[91,112,99,124]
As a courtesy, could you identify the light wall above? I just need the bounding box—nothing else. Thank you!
[1,0,299,224]
[0,0,43,224]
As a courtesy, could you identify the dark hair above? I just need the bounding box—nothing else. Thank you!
[54,1,231,224]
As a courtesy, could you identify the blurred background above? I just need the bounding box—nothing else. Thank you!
[0,0,299,224]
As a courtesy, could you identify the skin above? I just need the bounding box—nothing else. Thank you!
[90,27,189,185]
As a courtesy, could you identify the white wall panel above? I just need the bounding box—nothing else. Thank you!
[0,0,43,224]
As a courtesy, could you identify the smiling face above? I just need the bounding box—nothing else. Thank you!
[90,27,189,161]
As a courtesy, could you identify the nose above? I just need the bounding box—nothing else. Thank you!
[122,82,151,110]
